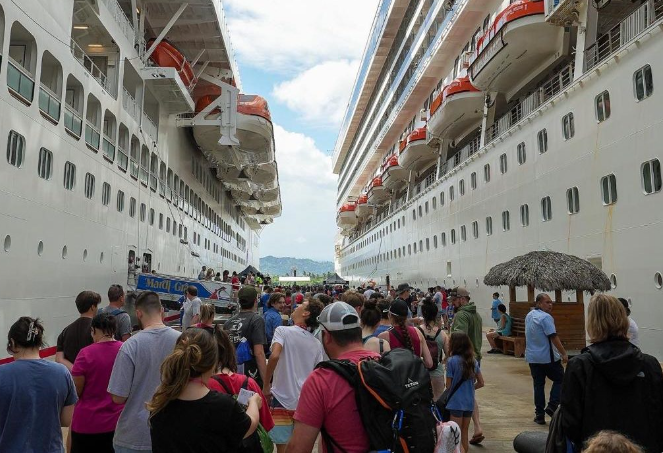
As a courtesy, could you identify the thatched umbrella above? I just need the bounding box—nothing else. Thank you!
[483,250,611,292]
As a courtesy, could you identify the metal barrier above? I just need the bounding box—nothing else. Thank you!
[71,39,117,98]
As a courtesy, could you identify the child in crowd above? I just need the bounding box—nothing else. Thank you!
[445,332,484,453]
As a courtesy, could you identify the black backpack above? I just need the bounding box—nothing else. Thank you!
[211,375,264,453]
[316,348,438,452]
[416,326,443,371]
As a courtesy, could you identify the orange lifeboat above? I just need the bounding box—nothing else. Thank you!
[398,126,435,172]
[355,195,375,219]
[147,39,196,87]
[382,155,408,191]
[367,176,389,205]
[337,203,358,227]
[469,0,563,92]
[192,93,275,172]
[428,77,483,139]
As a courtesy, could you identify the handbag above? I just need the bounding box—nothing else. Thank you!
[435,377,466,422]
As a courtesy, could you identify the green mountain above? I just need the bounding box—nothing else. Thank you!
[259,256,335,277]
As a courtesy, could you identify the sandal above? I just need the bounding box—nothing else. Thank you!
[469,434,485,445]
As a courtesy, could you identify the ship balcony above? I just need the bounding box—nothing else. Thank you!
[70,39,117,98]
[117,146,129,172]
[427,77,483,140]
[398,127,436,172]
[381,155,408,191]
[367,177,390,205]
[64,104,83,138]
[468,0,564,93]
[7,58,35,105]
[85,121,101,152]
[337,204,358,228]
[38,85,61,123]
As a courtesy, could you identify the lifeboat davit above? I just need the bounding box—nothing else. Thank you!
[193,94,275,168]
[147,39,196,87]
[381,155,408,191]
[468,0,564,93]
[355,195,375,219]
[337,203,358,228]
[398,127,435,172]
[428,77,483,139]
[367,177,389,205]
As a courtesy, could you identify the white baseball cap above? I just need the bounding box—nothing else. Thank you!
[317,302,361,331]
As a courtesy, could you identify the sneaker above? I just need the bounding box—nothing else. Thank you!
[487,348,502,354]
[545,405,558,417]
[534,415,546,425]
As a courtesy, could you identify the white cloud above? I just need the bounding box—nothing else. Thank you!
[224,0,379,73]
[272,60,359,128]
[259,125,338,261]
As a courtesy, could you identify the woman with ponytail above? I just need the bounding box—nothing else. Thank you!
[0,317,78,452]
[360,299,391,354]
[149,328,262,452]
[378,299,433,368]
[446,332,484,453]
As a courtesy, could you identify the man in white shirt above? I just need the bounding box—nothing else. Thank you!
[263,298,325,452]
[181,286,201,329]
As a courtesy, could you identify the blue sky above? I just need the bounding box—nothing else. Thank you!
[223,0,379,261]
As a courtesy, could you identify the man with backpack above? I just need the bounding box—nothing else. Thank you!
[99,284,132,341]
[224,286,267,387]
[288,302,438,453]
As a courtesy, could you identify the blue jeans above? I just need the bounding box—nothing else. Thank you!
[113,444,151,453]
[528,361,564,416]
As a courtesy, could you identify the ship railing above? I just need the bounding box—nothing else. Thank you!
[102,134,116,162]
[70,39,117,98]
[7,58,35,103]
[99,0,135,45]
[117,146,128,172]
[150,172,158,192]
[142,111,158,143]
[129,158,139,180]
[584,0,663,72]
[449,134,481,168]
[485,62,574,145]
[64,104,83,138]
[85,121,101,151]
[38,84,61,122]
[140,165,149,186]
[122,87,139,122]
[423,169,437,190]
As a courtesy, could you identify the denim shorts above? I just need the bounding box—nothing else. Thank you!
[449,410,473,418]
[269,396,295,444]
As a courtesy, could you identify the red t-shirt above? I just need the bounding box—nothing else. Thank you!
[294,349,380,453]
[231,276,240,291]
[208,373,275,431]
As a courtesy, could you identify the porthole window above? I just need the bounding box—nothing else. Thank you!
[450,229,456,244]
[517,142,526,165]
[655,272,663,289]
[460,226,466,242]
[6,130,25,168]
[100,252,104,263]
[432,197,437,209]
[562,112,575,140]
[595,91,611,122]
[62,245,68,259]
[641,159,662,194]
[140,203,146,222]
[484,164,491,182]
[3,235,11,252]
[425,238,430,251]
[117,190,125,212]
[83,249,88,261]
[520,204,530,227]
[425,201,429,214]
[149,208,155,226]
[101,183,111,206]
[459,179,465,196]
[537,129,548,154]
[441,232,446,246]
[129,197,136,218]
[449,186,455,201]
[471,172,477,190]
[541,196,553,221]
[566,187,580,214]
[440,191,445,206]
[37,241,44,256]
[412,209,416,221]
[610,273,617,289]
[418,205,423,217]
[499,153,507,174]
[433,235,438,248]
[84,172,95,199]
[472,221,479,239]
[601,174,618,205]
[63,161,76,191]
[37,147,53,180]
[633,65,653,101]
[486,216,493,236]
[502,210,510,231]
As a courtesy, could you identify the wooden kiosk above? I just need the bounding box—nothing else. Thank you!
[483,251,611,356]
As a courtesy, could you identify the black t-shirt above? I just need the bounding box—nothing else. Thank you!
[223,311,266,348]
[56,317,93,363]
[150,392,251,453]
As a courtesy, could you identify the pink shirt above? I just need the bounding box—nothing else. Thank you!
[294,349,380,453]
[71,341,124,433]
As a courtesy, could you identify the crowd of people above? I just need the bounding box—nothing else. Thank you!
[0,275,661,453]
